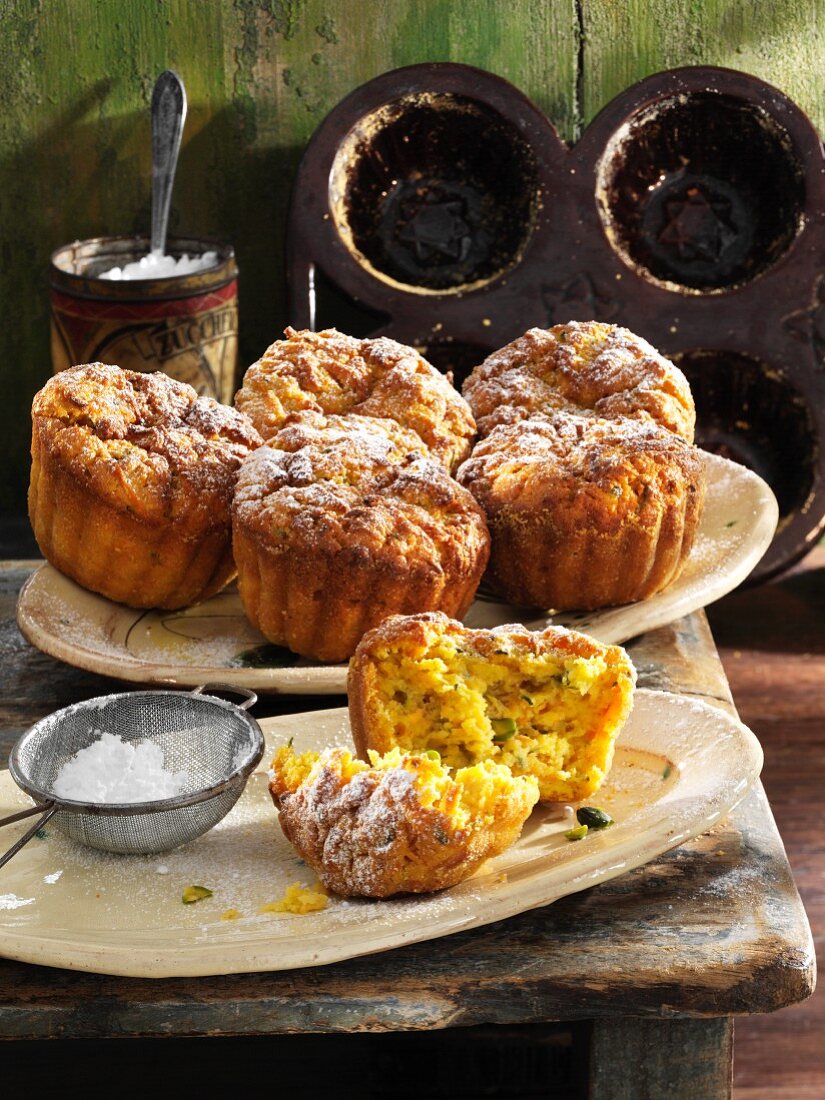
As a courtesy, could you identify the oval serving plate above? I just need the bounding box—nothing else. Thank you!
[16,452,777,694]
[0,690,762,978]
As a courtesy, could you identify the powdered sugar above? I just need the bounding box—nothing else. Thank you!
[235,327,475,470]
[33,364,261,516]
[52,732,190,803]
[463,321,695,442]
[232,411,488,576]
[99,250,219,281]
[0,894,35,911]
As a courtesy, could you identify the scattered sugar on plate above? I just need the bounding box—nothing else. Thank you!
[0,894,35,911]
[99,249,219,281]
[51,732,190,803]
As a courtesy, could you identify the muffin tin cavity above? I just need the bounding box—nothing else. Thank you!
[597,93,806,292]
[674,350,816,523]
[330,93,540,293]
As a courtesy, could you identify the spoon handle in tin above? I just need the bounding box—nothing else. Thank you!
[150,69,187,256]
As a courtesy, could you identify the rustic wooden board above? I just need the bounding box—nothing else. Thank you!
[2,0,823,519]
[0,561,814,1038]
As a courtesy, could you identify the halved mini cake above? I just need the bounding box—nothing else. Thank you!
[269,744,539,897]
[348,613,636,803]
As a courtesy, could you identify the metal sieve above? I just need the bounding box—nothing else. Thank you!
[0,684,264,870]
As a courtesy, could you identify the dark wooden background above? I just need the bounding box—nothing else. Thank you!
[2,0,823,519]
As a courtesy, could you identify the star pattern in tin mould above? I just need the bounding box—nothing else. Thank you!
[657,185,738,262]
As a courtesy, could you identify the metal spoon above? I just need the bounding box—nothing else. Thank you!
[150,69,187,256]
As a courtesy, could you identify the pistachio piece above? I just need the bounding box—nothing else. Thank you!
[576,806,614,830]
[491,717,517,742]
[182,884,213,904]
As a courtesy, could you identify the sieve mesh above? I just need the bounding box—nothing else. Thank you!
[8,689,264,855]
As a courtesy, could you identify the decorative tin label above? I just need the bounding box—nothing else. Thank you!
[50,281,239,403]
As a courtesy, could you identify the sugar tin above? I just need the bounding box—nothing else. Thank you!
[50,235,238,403]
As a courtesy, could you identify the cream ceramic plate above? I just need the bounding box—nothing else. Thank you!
[16,452,777,694]
[0,690,762,978]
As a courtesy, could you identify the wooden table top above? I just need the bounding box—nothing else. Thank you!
[0,561,815,1039]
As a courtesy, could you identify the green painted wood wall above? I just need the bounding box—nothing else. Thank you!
[2,0,823,515]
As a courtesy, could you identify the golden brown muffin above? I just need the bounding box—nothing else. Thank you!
[235,327,476,471]
[29,363,262,609]
[232,411,490,662]
[269,743,539,897]
[457,414,705,609]
[463,321,695,441]
[348,612,636,804]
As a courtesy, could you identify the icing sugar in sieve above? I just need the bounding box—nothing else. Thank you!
[0,685,264,870]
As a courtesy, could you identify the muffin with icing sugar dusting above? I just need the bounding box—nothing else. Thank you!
[457,321,704,610]
[457,413,705,610]
[269,743,539,897]
[235,327,476,472]
[463,321,695,441]
[29,363,262,609]
[232,411,490,661]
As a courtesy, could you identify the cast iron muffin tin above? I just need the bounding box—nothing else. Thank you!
[286,63,825,583]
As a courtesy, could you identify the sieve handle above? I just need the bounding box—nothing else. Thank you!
[192,683,258,711]
[0,802,58,871]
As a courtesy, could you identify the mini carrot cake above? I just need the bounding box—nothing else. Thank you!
[456,413,706,609]
[235,327,476,471]
[29,363,262,609]
[348,612,636,804]
[462,321,695,441]
[269,743,539,897]
[232,412,489,661]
